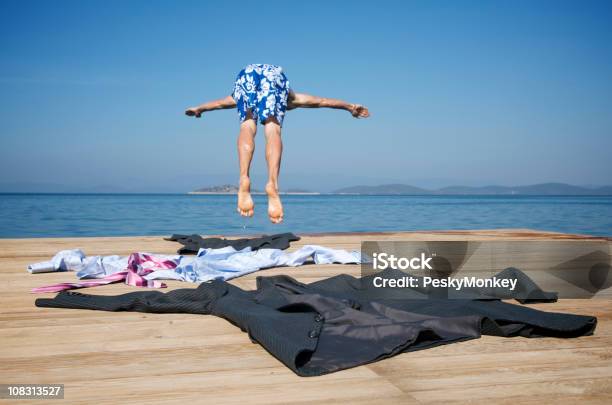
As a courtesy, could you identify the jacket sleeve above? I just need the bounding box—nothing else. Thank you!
[35,282,227,314]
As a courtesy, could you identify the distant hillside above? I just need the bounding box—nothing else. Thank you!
[334,184,429,195]
[285,188,315,193]
[332,182,612,195]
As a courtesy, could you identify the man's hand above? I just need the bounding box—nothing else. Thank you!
[350,104,370,118]
[185,107,202,118]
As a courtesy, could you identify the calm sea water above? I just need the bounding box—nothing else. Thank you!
[0,193,611,238]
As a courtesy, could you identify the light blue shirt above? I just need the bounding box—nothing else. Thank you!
[28,245,362,283]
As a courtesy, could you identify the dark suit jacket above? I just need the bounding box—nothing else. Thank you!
[36,268,596,376]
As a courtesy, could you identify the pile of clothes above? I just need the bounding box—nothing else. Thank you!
[30,232,597,376]
[28,233,361,293]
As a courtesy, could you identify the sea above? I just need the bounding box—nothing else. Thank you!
[0,193,611,238]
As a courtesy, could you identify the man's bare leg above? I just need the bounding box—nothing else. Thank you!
[237,117,256,217]
[263,118,284,224]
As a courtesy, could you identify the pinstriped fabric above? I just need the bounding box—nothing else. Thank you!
[36,269,597,377]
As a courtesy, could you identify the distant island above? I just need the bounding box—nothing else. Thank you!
[188,182,612,195]
[189,184,253,194]
[332,182,612,195]
[189,184,320,195]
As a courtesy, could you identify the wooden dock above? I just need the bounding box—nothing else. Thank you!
[0,229,611,404]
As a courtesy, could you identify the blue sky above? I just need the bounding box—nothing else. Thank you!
[1,0,611,192]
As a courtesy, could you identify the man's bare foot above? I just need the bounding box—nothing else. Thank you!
[237,177,254,217]
[265,182,283,224]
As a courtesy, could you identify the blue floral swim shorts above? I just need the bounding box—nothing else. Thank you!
[231,64,290,126]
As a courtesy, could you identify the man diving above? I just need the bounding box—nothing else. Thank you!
[185,64,370,224]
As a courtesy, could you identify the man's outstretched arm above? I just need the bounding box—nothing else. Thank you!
[185,96,236,118]
[287,91,370,118]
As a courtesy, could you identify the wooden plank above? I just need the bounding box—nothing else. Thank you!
[0,230,610,404]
